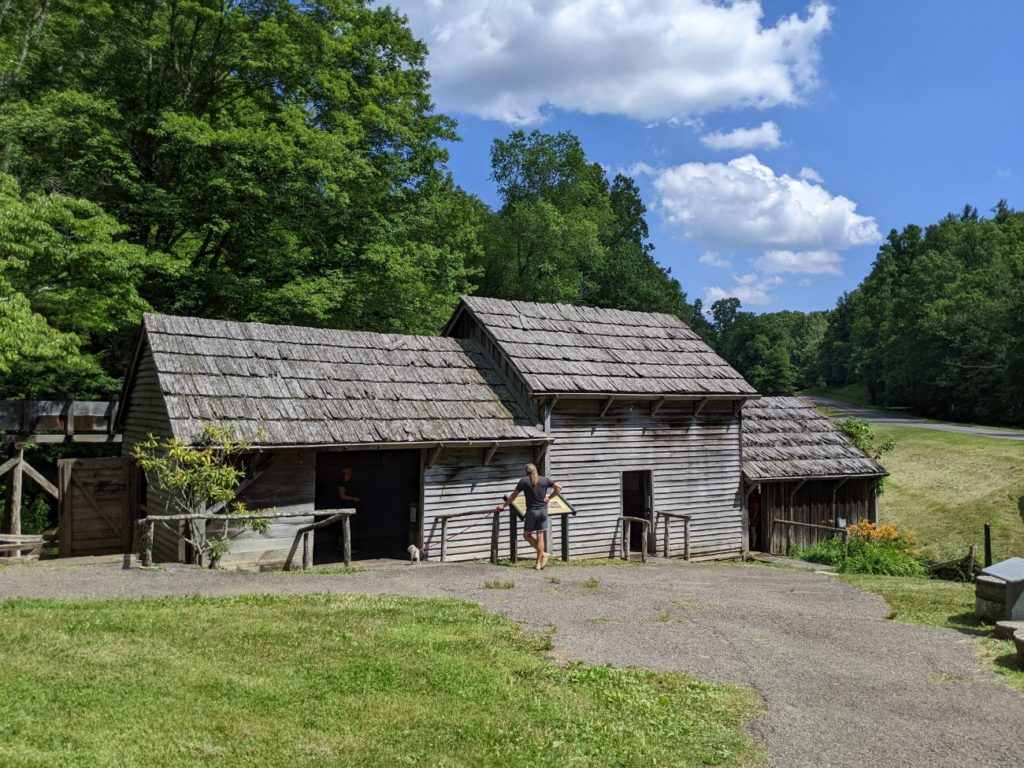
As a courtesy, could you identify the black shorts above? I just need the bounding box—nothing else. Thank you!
[524,509,548,533]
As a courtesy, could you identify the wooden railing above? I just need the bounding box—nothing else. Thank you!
[615,515,651,562]
[1,400,120,443]
[0,533,56,560]
[655,511,692,561]
[434,509,501,564]
[135,508,356,569]
[506,506,577,564]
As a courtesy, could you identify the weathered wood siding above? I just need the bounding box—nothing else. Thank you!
[120,342,179,562]
[423,446,536,561]
[549,399,744,560]
[761,478,877,555]
[219,449,316,570]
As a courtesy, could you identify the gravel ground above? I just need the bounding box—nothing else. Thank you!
[3,559,1023,767]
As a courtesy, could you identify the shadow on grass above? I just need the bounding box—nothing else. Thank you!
[992,651,1023,673]
[946,611,991,637]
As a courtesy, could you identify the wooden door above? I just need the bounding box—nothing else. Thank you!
[58,457,133,557]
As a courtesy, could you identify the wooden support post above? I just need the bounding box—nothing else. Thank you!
[965,544,976,577]
[600,397,615,417]
[483,442,499,467]
[983,523,992,567]
[440,517,448,563]
[342,515,351,567]
[560,513,570,562]
[639,521,647,564]
[139,519,154,567]
[683,515,691,561]
[427,444,444,468]
[621,519,628,561]
[692,398,708,419]
[4,447,24,535]
[842,528,849,559]
[650,397,666,417]
[490,512,499,565]
[509,508,518,563]
[662,514,670,558]
[302,531,312,570]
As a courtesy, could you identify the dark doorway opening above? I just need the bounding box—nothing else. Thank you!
[622,470,653,553]
[314,450,420,563]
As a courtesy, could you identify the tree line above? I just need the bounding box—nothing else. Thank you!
[0,0,698,399]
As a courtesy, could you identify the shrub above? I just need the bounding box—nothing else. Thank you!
[791,521,927,577]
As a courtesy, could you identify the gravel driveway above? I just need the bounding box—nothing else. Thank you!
[3,559,1023,767]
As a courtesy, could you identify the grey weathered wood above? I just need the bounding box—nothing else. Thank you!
[440,517,448,563]
[491,512,499,564]
[617,516,650,562]
[296,513,347,570]
[4,447,23,535]
[560,513,569,562]
[509,507,518,563]
[19,460,58,499]
[342,515,351,566]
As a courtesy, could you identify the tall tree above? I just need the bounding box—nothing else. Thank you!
[0,0,474,338]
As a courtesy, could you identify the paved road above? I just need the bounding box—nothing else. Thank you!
[2,559,1022,767]
[805,395,1024,441]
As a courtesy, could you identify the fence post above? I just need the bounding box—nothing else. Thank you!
[302,531,311,570]
[785,523,791,557]
[560,514,570,562]
[440,517,448,563]
[342,515,351,567]
[621,519,629,561]
[640,521,648,563]
[843,528,849,559]
[490,512,499,565]
[662,514,670,558]
[509,508,518,563]
[983,523,992,567]
[683,515,691,561]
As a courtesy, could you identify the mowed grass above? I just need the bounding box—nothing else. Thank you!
[842,575,1024,694]
[873,425,1024,562]
[0,595,763,768]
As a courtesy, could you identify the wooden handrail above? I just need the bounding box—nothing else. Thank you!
[297,513,350,569]
[772,518,848,557]
[135,508,356,568]
[655,511,691,561]
[616,516,651,563]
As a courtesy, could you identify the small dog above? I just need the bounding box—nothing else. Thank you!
[407,544,421,564]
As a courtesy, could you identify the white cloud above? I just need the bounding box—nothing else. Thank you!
[653,154,880,251]
[705,272,781,307]
[799,278,812,287]
[397,1,832,125]
[799,166,824,183]
[699,250,731,268]
[700,121,782,151]
[625,161,656,178]
[753,249,843,275]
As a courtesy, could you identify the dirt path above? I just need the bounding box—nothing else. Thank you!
[2,559,1022,767]
[805,395,1024,441]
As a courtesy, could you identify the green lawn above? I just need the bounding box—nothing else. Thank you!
[841,575,1023,694]
[872,425,1024,562]
[0,595,763,767]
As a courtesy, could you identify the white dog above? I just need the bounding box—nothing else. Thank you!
[407,544,421,563]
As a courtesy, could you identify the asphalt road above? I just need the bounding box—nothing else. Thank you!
[3,559,1023,768]
[805,395,1024,441]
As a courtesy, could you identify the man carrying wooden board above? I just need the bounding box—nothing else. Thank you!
[496,463,562,570]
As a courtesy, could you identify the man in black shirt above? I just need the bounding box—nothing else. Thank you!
[496,463,562,570]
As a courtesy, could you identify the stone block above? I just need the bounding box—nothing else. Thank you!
[976,595,1005,622]
[994,620,1024,639]
[975,574,1007,603]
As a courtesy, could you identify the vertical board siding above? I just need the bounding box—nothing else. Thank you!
[550,399,743,559]
[423,447,536,561]
[763,478,876,555]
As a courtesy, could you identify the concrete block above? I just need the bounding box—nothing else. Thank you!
[994,620,1024,639]
[976,595,1006,622]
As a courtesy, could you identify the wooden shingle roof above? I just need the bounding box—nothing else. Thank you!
[135,314,547,447]
[453,296,756,396]
[742,397,887,481]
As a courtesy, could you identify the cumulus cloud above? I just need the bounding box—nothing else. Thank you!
[700,121,782,151]
[396,1,832,125]
[753,249,843,275]
[705,272,781,307]
[799,166,824,183]
[699,251,731,268]
[652,154,880,251]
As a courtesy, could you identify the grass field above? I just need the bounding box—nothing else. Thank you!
[841,575,1023,694]
[0,594,762,768]
[872,425,1024,562]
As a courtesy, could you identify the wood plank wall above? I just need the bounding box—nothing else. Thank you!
[761,478,876,554]
[120,343,179,562]
[423,447,535,561]
[550,399,744,560]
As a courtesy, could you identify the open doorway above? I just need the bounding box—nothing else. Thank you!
[314,450,420,563]
[622,470,653,554]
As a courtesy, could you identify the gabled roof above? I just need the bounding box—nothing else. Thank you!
[448,296,756,397]
[123,314,547,447]
[742,396,888,481]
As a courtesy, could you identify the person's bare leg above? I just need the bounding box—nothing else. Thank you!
[536,531,547,568]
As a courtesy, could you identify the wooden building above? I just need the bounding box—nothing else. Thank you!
[117,296,757,567]
[741,396,888,555]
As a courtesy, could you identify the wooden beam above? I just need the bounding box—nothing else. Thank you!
[20,460,59,499]
[534,442,549,465]
[733,399,744,417]
[0,456,18,479]
[600,397,615,417]
[62,400,75,438]
[3,448,23,535]
[650,397,666,417]
[789,479,806,502]
[483,442,499,467]
[204,453,277,516]
[692,398,709,419]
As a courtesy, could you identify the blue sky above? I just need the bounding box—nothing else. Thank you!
[391,1,1023,314]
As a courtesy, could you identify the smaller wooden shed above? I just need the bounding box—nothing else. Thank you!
[741,397,888,555]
